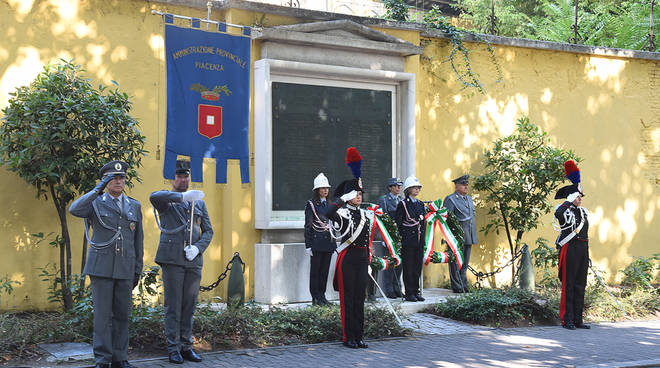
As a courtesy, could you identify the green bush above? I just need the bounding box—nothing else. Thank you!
[185,303,408,349]
[2,302,409,360]
[584,284,660,321]
[428,287,558,326]
[620,254,660,290]
[531,237,561,289]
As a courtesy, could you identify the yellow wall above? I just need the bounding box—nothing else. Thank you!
[416,37,660,287]
[0,0,261,310]
[1,0,658,310]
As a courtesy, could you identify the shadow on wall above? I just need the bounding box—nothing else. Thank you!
[416,36,660,283]
[0,0,260,308]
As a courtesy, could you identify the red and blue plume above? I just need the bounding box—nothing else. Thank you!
[564,160,580,184]
[346,147,362,179]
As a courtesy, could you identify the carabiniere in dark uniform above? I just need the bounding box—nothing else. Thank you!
[554,177,590,330]
[69,160,144,368]
[327,177,371,350]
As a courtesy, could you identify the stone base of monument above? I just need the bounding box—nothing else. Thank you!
[254,242,339,304]
[38,342,93,363]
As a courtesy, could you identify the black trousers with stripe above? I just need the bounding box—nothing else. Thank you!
[559,240,589,326]
[335,246,369,342]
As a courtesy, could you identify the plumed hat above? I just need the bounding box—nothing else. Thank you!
[555,160,584,199]
[334,147,364,198]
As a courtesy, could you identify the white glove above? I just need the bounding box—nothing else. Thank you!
[305,248,313,256]
[184,245,200,261]
[340,190,358,202]
[566,192,580,203]
[182,190,204,202]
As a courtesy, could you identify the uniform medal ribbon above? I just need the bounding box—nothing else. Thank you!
[424,200,463,268]
[367,204,401,268]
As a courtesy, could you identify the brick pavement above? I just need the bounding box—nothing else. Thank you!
[129,319,660,368]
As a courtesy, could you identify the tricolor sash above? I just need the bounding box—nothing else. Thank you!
[424,200,463,269]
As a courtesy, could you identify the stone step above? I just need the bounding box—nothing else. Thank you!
[203,287,458,315]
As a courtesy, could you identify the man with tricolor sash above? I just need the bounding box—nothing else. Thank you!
[443,174,477,294]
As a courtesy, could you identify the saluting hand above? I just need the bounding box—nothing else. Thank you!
[182,190,204,202]
[340,190,358,202]
[94,174,115,195]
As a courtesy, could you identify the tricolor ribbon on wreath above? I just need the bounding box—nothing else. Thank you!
[423,200,464,269]
[367,204,401,270]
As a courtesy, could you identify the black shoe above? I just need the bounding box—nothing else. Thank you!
[96,364,111,368]
[452,289,464,294]
[320,296,330,304]
[366,294,377,302]
[463,288,471,293]
[356,340,368,348]
[111,361,135,368]
[343,340,358,349]
[311,298,319,305]
[575,323,591,329]
[404,295,417,302]
[181,349,203,362]
[562,323,576,330]
[415,294,425,302]
[386,293,397,299]
[168,351,184,364]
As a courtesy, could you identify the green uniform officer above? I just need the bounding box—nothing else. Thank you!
[150,160,213,364]
[69,160,144,368]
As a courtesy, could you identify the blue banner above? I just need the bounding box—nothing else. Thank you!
[164,22,251,183]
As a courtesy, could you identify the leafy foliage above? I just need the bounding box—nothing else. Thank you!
[0,275,20,297]
[472,116,579,275]
[428,287,559,326]
[583,284,660,321]
[453,0,537,36]
[0,300,410,361]
[530,237,561,289]
[422,5,502,95]
[620,253,660,290]
[0,60,146,310]
[383,0,410,22]
[454,0,660,51]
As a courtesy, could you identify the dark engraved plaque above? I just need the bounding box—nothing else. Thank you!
[272,82,393,211]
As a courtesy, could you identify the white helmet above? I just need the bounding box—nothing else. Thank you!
[402,176,422,191]
[313,173,331,190]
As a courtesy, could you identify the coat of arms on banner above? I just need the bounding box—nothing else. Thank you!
[198,104,223,139]
[164,22,251,184]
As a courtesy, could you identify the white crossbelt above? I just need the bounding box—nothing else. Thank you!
[557,217,585,247]
[335,210,367,254]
